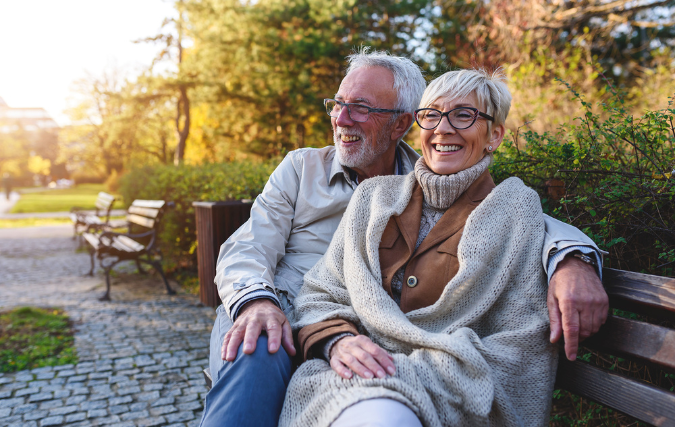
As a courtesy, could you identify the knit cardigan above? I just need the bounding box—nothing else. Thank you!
[281,172,557,427]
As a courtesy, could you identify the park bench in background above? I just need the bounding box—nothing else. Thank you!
[83,199,175,301]
[70,191,117,241]
[202,268,675,426]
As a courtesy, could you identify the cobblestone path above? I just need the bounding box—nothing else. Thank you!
[0,225,216,427]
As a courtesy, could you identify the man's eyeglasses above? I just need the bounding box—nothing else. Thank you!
[324,99,404,123]
[414,107,494,130]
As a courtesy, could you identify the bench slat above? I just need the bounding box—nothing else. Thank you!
[128,206,161,219]
[127,214,155,229]
[95,201,112,210]
[604,268,675,321]
[132,200,166,209]
[83,216,104,225]
[97,192,115,203]
[82,233,100,250]
[583,315,675,371]
[555,358,675,426]
[115,235,145,253]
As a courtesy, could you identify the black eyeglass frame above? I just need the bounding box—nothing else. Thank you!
[414,107,494,130]
[324,98,405,123]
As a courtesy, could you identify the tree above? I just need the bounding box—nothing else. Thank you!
[135,0,192,165]
[183,0,431,157]
[62,69,178,176]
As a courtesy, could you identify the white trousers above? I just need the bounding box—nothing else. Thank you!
[331,398,423,427]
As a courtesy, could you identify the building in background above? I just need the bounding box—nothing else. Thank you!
[0,96,66,185]
[0,96,59,133]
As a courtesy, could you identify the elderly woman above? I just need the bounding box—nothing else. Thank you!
[280,69,557,427]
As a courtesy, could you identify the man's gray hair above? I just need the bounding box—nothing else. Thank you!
[345,47,426,115]
[420,68,512,128]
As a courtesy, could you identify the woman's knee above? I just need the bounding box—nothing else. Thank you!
[331,399,422,427]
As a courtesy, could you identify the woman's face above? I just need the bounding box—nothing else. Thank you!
[419,92,504,175]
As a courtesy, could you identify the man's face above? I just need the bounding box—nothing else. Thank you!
[332,66,399,170]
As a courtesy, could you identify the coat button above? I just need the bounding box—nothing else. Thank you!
[406,276,418,287]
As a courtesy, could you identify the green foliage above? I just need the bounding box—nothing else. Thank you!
[493,82,675,276]
[0,307,77,373]
[492,80,673,426]
[118,159,280,268]
[184,0,431,158]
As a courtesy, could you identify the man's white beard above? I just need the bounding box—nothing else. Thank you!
[334,126,392,170]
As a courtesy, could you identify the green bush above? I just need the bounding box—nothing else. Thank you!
[70,170,106,185]
[118,159,281,271]
[493,80,674,277]
[493,81,674,426]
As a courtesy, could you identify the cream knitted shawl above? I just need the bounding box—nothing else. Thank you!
[281,173,557,427]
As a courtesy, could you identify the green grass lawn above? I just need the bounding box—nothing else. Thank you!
[0,307,77,373]
[10,184,121,214]
[0,216,126,229]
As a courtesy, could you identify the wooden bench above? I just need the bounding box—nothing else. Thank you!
[83,199,175,301]
[556,268,675,425]
[202,268,675,425]
[70,192,116,240]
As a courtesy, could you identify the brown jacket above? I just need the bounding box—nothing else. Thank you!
[297,171,496,360]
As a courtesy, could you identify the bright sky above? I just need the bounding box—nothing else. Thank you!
[0,0,177,126]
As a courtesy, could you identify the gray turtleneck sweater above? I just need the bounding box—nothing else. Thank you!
[389,155,491,304]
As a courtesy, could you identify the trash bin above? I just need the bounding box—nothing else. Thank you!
[193,200,253,307]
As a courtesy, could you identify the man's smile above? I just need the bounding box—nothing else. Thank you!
[341,135,361,143]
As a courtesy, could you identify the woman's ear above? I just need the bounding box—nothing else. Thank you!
[390,113,414,142]
[488,123,506,151]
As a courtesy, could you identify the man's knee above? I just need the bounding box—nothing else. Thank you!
[201,334,292,427]
[226,334,292,381]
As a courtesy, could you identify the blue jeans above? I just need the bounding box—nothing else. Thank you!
[200,305,292,427]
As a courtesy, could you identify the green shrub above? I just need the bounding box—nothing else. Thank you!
[493,80,674,426]
[493,80,674,277]
[70,170,105,185]
[118,159,281,271]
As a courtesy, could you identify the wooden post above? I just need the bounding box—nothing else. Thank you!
[193,200,254,307]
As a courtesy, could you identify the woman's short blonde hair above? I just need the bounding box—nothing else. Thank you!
[420,68,512,128]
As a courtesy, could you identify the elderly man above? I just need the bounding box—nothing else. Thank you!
[199,50,608,427]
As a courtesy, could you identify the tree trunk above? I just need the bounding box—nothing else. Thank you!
[296,123,305,149]
[173,2,190,166]
[174,85,190,165]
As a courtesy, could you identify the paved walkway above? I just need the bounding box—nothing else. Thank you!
[0,225,216,427]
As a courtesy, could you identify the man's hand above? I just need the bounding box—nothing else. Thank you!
[329,335,395,380]
[548,255,608,361]
[221,299,296,362]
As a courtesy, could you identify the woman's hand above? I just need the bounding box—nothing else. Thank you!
[329,335,396,380]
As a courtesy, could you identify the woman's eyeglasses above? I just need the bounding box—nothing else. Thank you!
[414,107,494,130]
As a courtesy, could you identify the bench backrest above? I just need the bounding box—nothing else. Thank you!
[126,200,168,231]
[555,268,675,425]
[95,192,116,217]
[126,200,166,229]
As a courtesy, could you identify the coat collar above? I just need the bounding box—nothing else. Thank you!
[396,170,496,257]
